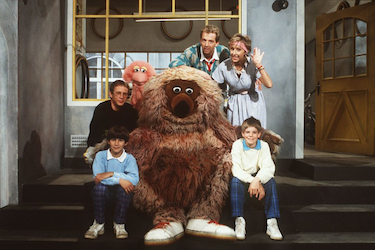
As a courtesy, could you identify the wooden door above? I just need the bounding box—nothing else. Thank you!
[315,2,375,155]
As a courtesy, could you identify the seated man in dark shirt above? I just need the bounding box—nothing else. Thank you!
[84,80,138,164]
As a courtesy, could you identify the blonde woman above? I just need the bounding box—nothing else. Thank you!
[212,33,272,128]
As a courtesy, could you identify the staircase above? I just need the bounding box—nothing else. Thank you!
[1,152,375,250]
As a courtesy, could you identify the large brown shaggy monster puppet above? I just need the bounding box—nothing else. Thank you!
[126,66,238,245]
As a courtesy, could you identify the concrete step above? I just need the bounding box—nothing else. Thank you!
[290,157,375,181]
[0,204,88,231]
[282,204,375,233]
[21,172,93,204]
[276,176,375,205]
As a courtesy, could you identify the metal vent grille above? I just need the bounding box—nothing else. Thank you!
[71,135,88,148]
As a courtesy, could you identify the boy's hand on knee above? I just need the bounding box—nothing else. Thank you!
[257,184,265,201]
[119,179,134,194]
[249,177,262,199]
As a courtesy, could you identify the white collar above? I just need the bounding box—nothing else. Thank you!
[200,46,219,62]
[107,148,126,162]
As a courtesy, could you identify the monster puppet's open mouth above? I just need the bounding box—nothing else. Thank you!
[170,93,195,118]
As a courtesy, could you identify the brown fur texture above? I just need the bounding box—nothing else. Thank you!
[126,66,237,225]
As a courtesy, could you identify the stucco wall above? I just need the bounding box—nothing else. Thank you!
[0,0,18,207]
[17,0,64,201]
[246,0,303,158]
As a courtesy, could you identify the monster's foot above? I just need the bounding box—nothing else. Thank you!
[144,222,184,245]
[185,219,236,240]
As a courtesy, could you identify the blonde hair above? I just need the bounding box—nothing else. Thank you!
[229,33,252,54]
[200,25,221,42]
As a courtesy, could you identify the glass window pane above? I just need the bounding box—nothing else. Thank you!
[87,53,101,67]
[89,69,97,78]
[172,53,181,60]
[323,60,332,78]
[355,55,366,75]
[343,18,354,38]
[334,38,353,58]
[112,69,123,78]
[110,53,125,68]
[355,19,367,35]
[105,54,123,69]
[323,42,332,59]
[334,19,343,39]
[149,53,170,69]
[323,24,333,41]
[126,53,148,67]
[335,58,353,77]
[88,81,100,99]
[355,35,366,55]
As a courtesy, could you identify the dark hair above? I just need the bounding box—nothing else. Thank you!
[107,125,130,142]
[109,80,130,94]
[200,24,220,42]
[241,116,262,133]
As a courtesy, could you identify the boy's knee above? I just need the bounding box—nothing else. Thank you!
[93,183,108,195]
[230,177,242,186]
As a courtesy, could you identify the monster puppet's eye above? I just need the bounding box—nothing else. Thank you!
[172,86,182,94]
[185,88,194,95]
[141,67,147,73]
[133,66,140,72]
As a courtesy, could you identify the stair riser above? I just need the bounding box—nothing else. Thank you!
[21,183,375,206]
[282,211,375,233]
[278,185,375,205]
[0,209,89,231]
[291,161,375,181]
[22,185,88,204]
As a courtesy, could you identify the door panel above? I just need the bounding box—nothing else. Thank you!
[315,2,375,155]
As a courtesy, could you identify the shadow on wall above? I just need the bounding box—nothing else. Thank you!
[18,130,47,201]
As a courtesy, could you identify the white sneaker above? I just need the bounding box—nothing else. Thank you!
[235,217,246,240]
[144,222,184,245]
[84,220,105,239]
[266,218,283,240]
[113,222,128,239]
[185,219,236,240]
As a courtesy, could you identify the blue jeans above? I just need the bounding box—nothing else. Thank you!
[92,183,133,224]
[230,177,280,219]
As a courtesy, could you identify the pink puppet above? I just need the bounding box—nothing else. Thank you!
[122,61,156,111]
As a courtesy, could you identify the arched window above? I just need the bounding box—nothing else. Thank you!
[322,18,367,79]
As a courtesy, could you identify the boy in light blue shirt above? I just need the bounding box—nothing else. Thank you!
[84,125,139,239]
